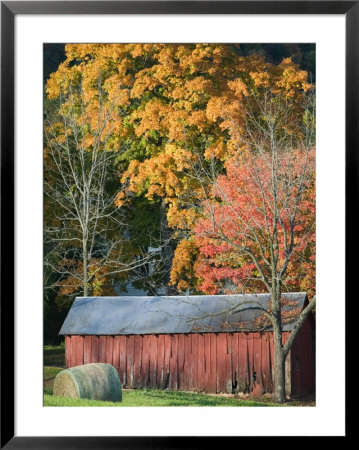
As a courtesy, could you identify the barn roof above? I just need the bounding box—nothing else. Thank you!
[59,293,308,336]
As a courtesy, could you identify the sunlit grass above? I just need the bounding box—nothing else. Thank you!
[44,389,281,407]
[44,367,283,407]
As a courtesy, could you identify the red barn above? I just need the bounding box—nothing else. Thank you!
[59,293,315,397]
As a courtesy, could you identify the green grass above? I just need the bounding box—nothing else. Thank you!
[43,366,283,407]
[44,390,281,407]
[44,345,65,367]
[44,394,124,407]
[44,366,64,395]
[44,366,63,379]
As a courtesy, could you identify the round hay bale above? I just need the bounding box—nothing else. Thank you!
[53,363,122,402]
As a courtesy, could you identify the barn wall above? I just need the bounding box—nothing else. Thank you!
[290,319,315,396]
[65,330,313,395]
[65,332,272,394]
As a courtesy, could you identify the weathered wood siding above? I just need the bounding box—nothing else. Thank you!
[290,319,315,396]
[65,329,314,395]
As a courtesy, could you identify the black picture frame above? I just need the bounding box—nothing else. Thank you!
[1,1,352,447]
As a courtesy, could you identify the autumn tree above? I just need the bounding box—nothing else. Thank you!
[46,45,313,297]
[175,87,316,402]
[117,47,316,402]
[45,45,316,400]
[118,51,314,297]
[44,44,245,292]
[44,75,155,300]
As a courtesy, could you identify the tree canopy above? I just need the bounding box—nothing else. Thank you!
[44,43,316,402]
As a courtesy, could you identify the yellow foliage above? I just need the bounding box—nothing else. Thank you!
[170,239,199,291]
[46,44,313,251]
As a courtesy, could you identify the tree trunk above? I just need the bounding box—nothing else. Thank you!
[273,338,286,403]
[83,241,89,297]
[272,282,286,403]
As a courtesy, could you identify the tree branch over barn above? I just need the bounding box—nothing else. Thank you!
[177,87,316,402]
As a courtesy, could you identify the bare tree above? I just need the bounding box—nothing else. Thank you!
[44,81,154,299]
[182,89,316,402]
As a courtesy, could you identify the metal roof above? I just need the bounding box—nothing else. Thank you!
[59,293,308,336]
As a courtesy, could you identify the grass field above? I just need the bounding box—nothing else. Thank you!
[44,366,290,407]
[44,391,281,407]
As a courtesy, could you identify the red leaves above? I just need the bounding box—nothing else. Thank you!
[191,148,316,296]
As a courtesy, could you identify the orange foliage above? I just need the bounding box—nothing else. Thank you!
[191,148,316,297]
[47,44,314,296]
[169,239,199,292]
[47,44,311,229]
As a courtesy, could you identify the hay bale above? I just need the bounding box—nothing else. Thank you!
[53,363,122,402]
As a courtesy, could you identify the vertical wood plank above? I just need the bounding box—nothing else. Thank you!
[304,335,310,394]
[98,336,107,363]
[238,333,248,393]
[73,335,84,367]
[134,335,143,388]
[291,327,304,397]
[65,336,72,368]
[216,333,226,393]
[197,334,205,392]
[149,335,158,389]
[190,334,198,391]
[231,333,239,391]
[183,334,192,391]
[71,336,77,366]
[126,335,135,388]
[106,336,114,365]
[163,335,171,389]
[157,334,165,389]
[248,334,254,393]
[83,336,92,365]
[112,336,121,374]
[177,334,185,390]
[169,334,178,390]
[141,335,151,388]
[209,333,217,393]
[119,335,127,387]
[91,336,99,364]
[203,333,211,392]
[224,333,233,393]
